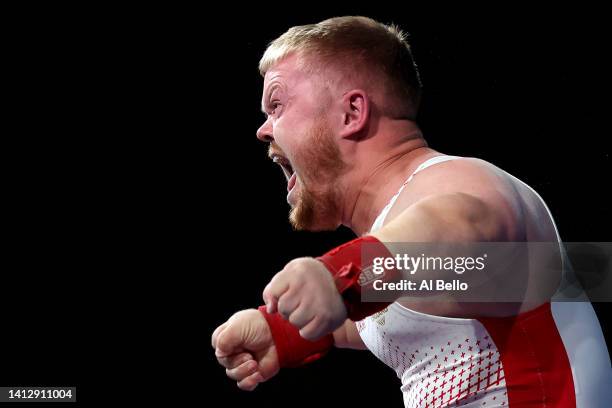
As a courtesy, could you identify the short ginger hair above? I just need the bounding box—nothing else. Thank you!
[259,16,423,119]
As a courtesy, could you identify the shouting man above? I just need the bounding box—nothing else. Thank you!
[211,16,610,407]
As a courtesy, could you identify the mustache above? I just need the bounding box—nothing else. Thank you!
[267,143,286,160]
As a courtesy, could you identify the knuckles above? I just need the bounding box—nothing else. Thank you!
[280,257,331,288]
[269,257,346,335]
[282,257,313,280]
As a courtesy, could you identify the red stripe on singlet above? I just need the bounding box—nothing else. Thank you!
[478,302,576,407]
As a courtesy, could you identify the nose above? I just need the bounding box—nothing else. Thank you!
[256,118,274,143]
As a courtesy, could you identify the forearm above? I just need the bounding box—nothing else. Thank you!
[332,319,367,350]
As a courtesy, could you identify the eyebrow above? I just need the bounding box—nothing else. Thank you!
[261,84,280,116]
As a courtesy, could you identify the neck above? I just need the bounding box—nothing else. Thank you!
[340,125,438,236]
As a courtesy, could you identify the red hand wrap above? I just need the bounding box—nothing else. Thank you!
[317,235,396,321]
[258,306,333,368]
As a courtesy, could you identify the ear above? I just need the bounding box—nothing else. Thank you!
[338,89,369,139]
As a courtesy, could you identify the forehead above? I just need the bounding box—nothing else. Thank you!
[262,54,310,93]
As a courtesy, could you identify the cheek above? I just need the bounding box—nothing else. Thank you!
[274,117,309,158]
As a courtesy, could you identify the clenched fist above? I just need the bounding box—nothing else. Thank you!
[211,309,280,391]
[262,257,347,341]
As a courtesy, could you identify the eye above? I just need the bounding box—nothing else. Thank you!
[270,101,281,116]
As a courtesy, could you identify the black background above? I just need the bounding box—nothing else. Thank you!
[2,4,610,406]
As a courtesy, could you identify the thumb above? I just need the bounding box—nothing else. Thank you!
[215,324,245,357]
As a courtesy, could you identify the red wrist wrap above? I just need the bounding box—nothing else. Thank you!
[317,235,396,321]
[258,306,333,368]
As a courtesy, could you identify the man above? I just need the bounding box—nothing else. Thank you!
[211,16,610,406]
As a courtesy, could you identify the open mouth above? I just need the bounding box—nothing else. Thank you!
[271,155,293,180]
[270,153,297,193]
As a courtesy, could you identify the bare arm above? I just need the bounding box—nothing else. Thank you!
[377,158,524,244]
[373,191,515,244]
[332,319,367,350]
[330,191,518,348]
[369,187,524,317]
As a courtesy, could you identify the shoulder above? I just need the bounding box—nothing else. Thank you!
[398,156,516,207]
[386,156,525,238]
[416,156,508,186]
